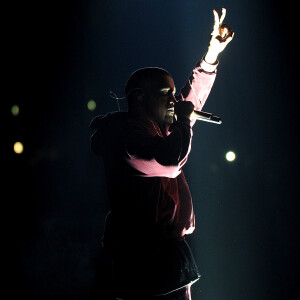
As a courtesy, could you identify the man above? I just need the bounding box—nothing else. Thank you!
[90,8,234,300]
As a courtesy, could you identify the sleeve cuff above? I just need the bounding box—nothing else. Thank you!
[199,59,219,73]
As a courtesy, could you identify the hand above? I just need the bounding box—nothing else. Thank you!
[205,7,235,64]
[174,101,195,121]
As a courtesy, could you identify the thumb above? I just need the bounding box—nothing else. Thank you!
[224,31,235,44]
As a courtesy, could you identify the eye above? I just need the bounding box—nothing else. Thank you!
[159,89,174,96]
[160,91,169,96]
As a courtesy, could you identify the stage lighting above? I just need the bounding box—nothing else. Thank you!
[14,142,24,154]
[226,151,236,162]
[11,105,20,116]
[87,100,96,111]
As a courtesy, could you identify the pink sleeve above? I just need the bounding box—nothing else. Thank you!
[178,59,218,125]
[125,152,189,178]
[124,120,193,178]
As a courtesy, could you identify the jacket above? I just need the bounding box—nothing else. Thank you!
[90,59,217,296]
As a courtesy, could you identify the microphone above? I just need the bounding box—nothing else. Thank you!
[192,110,222,124]
[174,97,222,124]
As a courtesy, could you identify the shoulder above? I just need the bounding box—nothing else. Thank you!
[127,117,161,137]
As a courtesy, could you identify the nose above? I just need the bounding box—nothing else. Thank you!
[169,94,177,105]
[168,99,175,108]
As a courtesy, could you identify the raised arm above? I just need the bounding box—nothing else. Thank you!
[178,8,234,114]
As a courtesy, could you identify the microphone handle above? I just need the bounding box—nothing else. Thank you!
[191,110,222,124]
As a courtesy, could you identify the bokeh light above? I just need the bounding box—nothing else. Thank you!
[226,151,236,162]
[87,99,96,111]
[14,142,24,154]
[11,105,20,116]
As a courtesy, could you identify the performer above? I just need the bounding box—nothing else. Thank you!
[90,8,234,300]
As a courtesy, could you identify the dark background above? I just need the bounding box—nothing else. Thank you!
[7,0,299,299]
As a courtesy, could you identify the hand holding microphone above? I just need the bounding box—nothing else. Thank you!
[174,101,195,122]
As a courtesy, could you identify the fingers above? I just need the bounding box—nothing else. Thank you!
[219,7,226,25]
[213,9,220,24]
[219,24,230,38]
[223,31,235,45]
[212,9,220,36]
[212,8,226,36]
[215,30,235,45]
[209,8,234,52]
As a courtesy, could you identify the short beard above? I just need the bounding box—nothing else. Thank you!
[164,115,174,125]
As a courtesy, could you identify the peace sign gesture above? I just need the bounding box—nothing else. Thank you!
[205,8,235,64]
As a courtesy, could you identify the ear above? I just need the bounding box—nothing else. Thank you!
[126,88,147,112]
[133,89,146,102]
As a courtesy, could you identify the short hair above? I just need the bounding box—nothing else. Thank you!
[125,67,171,99]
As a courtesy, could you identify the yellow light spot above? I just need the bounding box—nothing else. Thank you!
[14,142,24,154]
[226,151,236,162]
[87,100,96,111]
[11,105,20,116]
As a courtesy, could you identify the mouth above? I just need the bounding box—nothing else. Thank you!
[166,108,174,115]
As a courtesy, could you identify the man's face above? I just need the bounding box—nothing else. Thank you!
[144,74,176,126]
